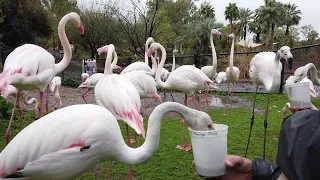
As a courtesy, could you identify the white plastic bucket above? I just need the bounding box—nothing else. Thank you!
[189,124,228,177]
[285,82,311,108]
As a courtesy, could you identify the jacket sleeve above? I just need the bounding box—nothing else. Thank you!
[252,158,282,180]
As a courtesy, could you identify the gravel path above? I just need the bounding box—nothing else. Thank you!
[13,86,252,119]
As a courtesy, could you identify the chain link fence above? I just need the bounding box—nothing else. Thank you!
[2,44,319,94]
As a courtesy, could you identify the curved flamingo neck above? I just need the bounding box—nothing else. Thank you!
[54,14,73,75]
[114,102,192,165]
[172,52,176,72]
[229,37,235,70]
[104,45,115,75]
[307,63,320,86]
[210,33,217,73]
[154,44,170,89]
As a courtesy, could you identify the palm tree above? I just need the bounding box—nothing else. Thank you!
[224,3,239,34]
[283,3,301,45]
[255,0,284,50]
[237,8,253,40]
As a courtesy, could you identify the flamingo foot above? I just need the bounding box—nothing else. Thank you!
[129,139,136,144]
[185,144,192,152]
[176,145,185,150]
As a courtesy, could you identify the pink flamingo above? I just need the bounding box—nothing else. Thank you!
[0,102,214,179]
[94,44,144,180]
[0,12,84,144]
[120,37,157,75]
[148,42,218,152]
[78,60,121,104]
[49,76,62,110]
[3,85,39,125]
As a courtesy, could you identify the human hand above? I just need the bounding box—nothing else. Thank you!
[192,155,252,180]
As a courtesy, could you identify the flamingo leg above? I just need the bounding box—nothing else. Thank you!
[170,91,175,102]
[6,94,19,145]
[263,94,270,160]
[129,133,136,144]
[224,83,230,116]
[125,124,133,180]
[109,161,113,180]
[37,92,44,119]
[82,89,90,104]
[177,94,188,150]
[46,87,49,114]
[229,85,234,115]
[245,87,258,158]
[137,134,141,147]
[191,95,200,110]
[163,90,166,100]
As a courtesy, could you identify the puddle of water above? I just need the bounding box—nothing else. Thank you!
[210,95,252,109]
[210,96,226,108]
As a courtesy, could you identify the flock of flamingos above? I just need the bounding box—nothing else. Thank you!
[0,12,319,179]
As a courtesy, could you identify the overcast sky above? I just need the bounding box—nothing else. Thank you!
[78,0,320,40]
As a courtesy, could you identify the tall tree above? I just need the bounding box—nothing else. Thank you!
[282,3,301,45]
[0,0,52,48]
[300,25,319,45]
[237,8,253,40]
[255,0,284,50]
[224,3,239,34]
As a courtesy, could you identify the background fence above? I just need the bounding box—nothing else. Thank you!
[2,44,320,94]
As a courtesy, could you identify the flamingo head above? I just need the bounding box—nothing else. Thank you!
[97,46,108,55]
[113,65,122,71]
[211,29,222,39]
[78,82,88,88]
[227,34,235,42]
[68,12,85,35]
[279,46,293,70]
[184,105,215,131]
[207,81,219,90]
[81,73,89,81]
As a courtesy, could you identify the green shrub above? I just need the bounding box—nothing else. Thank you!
[0,96,13,119]
[62,78,82,87]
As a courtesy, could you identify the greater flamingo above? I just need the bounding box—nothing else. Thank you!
[78,60,121,104]
[94,44,144,180]
[215,72,227,84]
[225,34,240,116]
[49,76,62,110]
[290,63,320,86]
[245,46,293,159]
[3,85,39,124]
[120,37,156,75]
[148,42,218,152]
[0,12,84,144]
[201,29,222,80]
[0,102,214,179]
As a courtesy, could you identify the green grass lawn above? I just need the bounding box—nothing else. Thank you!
[1,93,320,179]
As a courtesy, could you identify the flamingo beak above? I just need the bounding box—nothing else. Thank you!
[79,24,85,35]
[147,48,153,57]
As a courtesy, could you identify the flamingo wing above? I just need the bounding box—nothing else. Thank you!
[94,74,145,137]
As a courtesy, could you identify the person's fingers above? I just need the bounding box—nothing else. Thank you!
[225,155,252,173]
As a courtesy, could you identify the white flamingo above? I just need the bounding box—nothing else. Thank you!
[94,44,144,180]
[0,102,214,179]
[215,72,227,84]
[0,12,84,144]
[201,29,222,80]
[3,85,39,123]
[148,42,218,152]
[49,76,62,110]
[78,58,121,104]
[290,63,320,86]
[120,37,156,75]
[224,34,240,116]
[245,46,293,160]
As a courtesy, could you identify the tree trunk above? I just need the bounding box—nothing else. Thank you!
[91,49,95,59]
[269,23,275,50]
[244,24,247,41]
[265,23,271,50]
[256,33,261,43]
[229,20,233,34]
[284,25,290,45]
